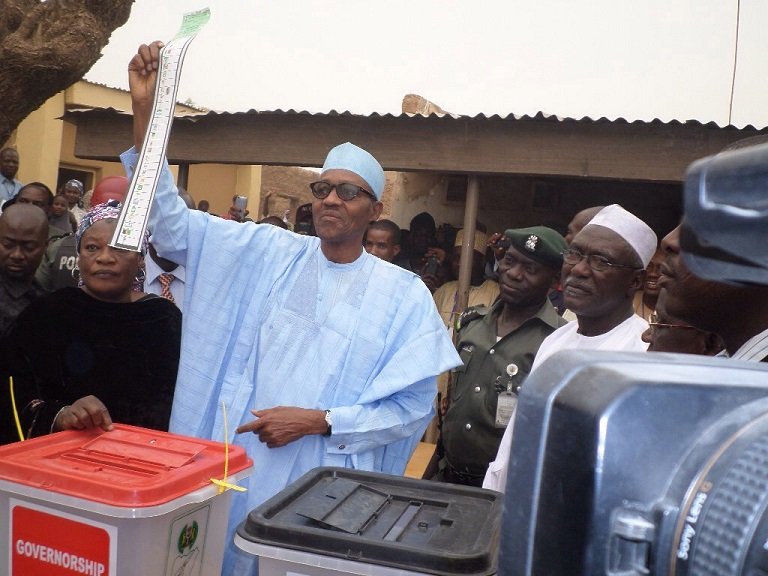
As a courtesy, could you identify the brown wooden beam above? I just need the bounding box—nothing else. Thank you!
[66,109,768,182]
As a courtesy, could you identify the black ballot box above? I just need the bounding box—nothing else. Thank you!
[235,466,500,576]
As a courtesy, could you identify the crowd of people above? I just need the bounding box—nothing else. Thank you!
[0,39,766,576]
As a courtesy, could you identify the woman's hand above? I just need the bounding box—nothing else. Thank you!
[53,396,114,433]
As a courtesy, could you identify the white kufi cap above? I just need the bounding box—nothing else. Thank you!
[321,142,385,200]
[585,204,657,268]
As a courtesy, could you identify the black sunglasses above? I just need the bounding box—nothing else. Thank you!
[309,181,376,202]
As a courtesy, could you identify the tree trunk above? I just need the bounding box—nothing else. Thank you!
[0,0,134,145]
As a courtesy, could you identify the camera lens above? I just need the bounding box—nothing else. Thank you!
[666,408,768,576]
[497,353,768,576]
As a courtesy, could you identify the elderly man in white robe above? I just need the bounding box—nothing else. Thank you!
[126,42,461,575]
[484,204,657,492]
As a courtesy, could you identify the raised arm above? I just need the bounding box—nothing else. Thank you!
[122,40,193,267]
[127,41,164,152]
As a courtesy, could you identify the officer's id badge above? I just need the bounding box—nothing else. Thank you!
[495,391,517,428]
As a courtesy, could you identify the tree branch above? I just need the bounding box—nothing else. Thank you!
[0,0,134,145]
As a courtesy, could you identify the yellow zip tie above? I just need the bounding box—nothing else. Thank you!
[211,400,247,493]
[9,376,25,442]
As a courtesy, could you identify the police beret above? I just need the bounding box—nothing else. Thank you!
[504,226,567,269]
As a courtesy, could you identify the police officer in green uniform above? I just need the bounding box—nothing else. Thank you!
[438,226,568,486]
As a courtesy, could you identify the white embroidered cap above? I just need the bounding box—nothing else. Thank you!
[321,142,385,200]
[585,204,658,268]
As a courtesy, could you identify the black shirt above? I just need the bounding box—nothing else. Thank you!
[0,288,181,444]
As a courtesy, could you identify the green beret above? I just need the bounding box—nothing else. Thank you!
[504,226,567,269]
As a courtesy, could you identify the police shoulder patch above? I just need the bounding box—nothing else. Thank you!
[456,305,490,331]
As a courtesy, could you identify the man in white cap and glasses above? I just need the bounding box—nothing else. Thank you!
[484,204,657,492]
[125,41,461,575]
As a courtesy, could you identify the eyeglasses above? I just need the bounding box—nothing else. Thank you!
[562,248,639,272]
[648,312,700,331]
[309,181,376,202]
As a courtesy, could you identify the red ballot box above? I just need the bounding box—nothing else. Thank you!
[0,424,251,576]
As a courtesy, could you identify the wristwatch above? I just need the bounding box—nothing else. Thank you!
[324,410,332,436]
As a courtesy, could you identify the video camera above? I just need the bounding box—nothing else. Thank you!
[500,350,768,575]
[499,142,768,575]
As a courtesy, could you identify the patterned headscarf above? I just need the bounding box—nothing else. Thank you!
[75,200,121,252]
[65,179,84,194]
[76,200,149,254]
[75,200,148,291]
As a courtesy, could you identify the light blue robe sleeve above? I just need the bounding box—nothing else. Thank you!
[320,267,461,474]
[120,148,196,265]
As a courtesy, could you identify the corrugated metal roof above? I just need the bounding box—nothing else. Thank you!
[76,79,209,112]
[67,102,768,182]
[77,76,768,129]
[65,104,760,131]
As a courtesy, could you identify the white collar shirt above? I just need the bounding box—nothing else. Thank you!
[0,175,21,206]
[144,253,186,312]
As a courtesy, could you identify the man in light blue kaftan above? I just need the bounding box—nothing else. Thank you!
[126,41,461,575]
